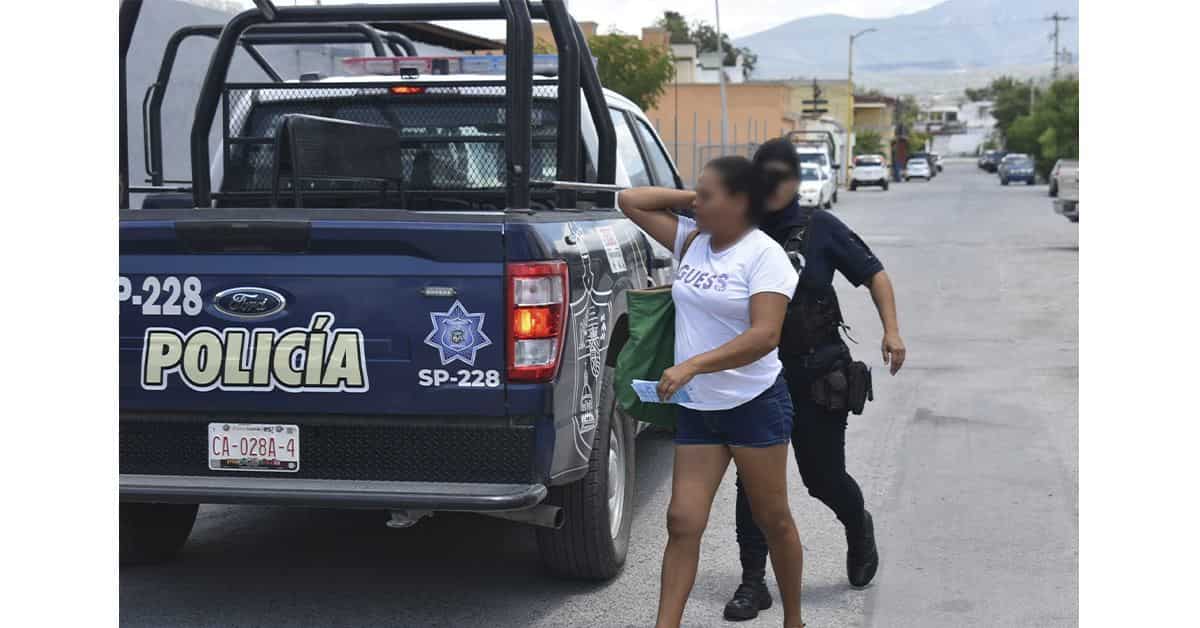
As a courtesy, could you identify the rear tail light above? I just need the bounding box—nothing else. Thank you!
[507,261,569,382]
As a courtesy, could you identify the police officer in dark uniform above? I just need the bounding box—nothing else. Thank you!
[723,138,907,621]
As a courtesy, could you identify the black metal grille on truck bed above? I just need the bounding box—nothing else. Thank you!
[120,414,539,484]
[219,82,559,201]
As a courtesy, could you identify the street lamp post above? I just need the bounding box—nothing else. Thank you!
[847,27,877,184]
[715,0,728,151]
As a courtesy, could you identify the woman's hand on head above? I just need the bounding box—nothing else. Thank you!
[657,361,698,402]
[616,187,695,253]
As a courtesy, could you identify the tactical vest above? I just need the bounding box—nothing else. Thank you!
[779,210,846,357]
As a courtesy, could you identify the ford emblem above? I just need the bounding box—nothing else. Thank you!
[213,287,286,319]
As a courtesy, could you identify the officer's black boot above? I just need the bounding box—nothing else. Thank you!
[723,561,773,621]
[846,510,879,587]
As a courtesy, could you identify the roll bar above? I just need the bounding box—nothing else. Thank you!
[143,23,405,186]
[181,1,614,209]
[501,0,533,209]
[119,0,143,209]
[542,0,579,208]
[113,0,614,211]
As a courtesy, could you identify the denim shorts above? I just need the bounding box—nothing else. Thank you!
[674,376,794,448]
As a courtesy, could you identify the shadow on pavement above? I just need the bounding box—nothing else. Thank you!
[120,431,676,627]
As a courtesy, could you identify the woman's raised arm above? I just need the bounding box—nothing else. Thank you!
[617,187,696,253]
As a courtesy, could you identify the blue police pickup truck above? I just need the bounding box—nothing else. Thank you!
[118,0,681,580]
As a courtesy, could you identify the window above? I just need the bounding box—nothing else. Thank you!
[632,118,679,188]
[610,109,651,188]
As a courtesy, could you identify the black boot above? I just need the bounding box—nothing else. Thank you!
[846,510,879,587]
[723,578,773,621]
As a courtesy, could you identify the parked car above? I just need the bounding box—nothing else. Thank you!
[1052,161,1079,222]
[905,157,932,181]
[1049,158,1077,197]
[792,138,840,204]
[908,151,936,177]
[999,154,1036,185]
[850,154,889,191]
[120,0,683,580]
[798,162,835,208]
[980,150,1007,172]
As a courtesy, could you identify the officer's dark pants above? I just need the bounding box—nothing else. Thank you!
[733,350,867,579]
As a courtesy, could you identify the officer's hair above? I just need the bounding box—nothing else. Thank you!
[703,155,768,224]
[752,137,801,178]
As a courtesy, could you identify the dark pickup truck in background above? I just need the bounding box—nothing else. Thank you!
[118,0,681,580]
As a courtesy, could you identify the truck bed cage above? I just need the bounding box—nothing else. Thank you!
[141,22,418,188]
[118,0,616,211]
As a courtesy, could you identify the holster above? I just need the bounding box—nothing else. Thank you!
[811,360,873,415]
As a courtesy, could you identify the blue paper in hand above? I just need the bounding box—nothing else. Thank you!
[631,379,693,404]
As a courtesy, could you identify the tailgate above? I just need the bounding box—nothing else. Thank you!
[119,214,507,416]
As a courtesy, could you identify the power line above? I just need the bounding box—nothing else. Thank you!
[1045,12,1072,79]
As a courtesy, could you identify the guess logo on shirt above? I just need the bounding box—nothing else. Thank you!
[675,263,730,292]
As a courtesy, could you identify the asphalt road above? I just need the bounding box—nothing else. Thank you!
[120,160,1079,627]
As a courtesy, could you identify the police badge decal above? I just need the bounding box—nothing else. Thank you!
[424,300,493,366]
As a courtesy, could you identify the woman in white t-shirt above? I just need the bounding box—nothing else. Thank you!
[618,156,806,628]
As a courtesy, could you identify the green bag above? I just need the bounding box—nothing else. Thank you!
[614,286,678,429]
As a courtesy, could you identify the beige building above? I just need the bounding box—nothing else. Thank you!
[646,82,801,184]
[853,95,897,157]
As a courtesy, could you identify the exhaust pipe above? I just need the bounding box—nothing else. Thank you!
[480,505,564,529]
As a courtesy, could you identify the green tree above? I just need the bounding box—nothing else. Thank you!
[655,12,756,79]
[979,75,1035,139]
[588,33,675,111]
[896,94,920,132]
[853,130,883,156]
[1002,77,1079,179]
[908,130,931,153]
[654,10,692,44]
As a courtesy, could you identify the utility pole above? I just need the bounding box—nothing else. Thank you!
[1046,12,1071,79]
[714,0,728,151]
[848,28,877,185]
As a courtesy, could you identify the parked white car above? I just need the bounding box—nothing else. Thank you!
[850,154,889,191]
[795,143,839,204]
[905,157,932,181]
[1049,158,1077,197]
[1052,161,1079,223]
[798,163,835,208]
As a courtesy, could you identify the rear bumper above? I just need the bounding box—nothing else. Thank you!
[119,410,556,511]
[120,474,547,511]
[1053,199,1079,218]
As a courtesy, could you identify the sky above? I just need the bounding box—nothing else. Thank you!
[238,1,947,40]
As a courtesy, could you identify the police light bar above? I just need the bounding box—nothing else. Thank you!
[342,54,567,77]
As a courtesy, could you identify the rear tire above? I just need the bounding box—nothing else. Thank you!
[1001,178,1009,186]
[882,181,889,191]
[120,502,198,565]
[536,366,635,580]
[849,182,857,191]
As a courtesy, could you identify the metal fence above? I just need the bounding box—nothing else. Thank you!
[653,115,793,187]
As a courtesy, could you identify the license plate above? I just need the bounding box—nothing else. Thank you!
[208,423,299,472]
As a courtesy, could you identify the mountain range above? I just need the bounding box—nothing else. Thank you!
[734,0,1078,81]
